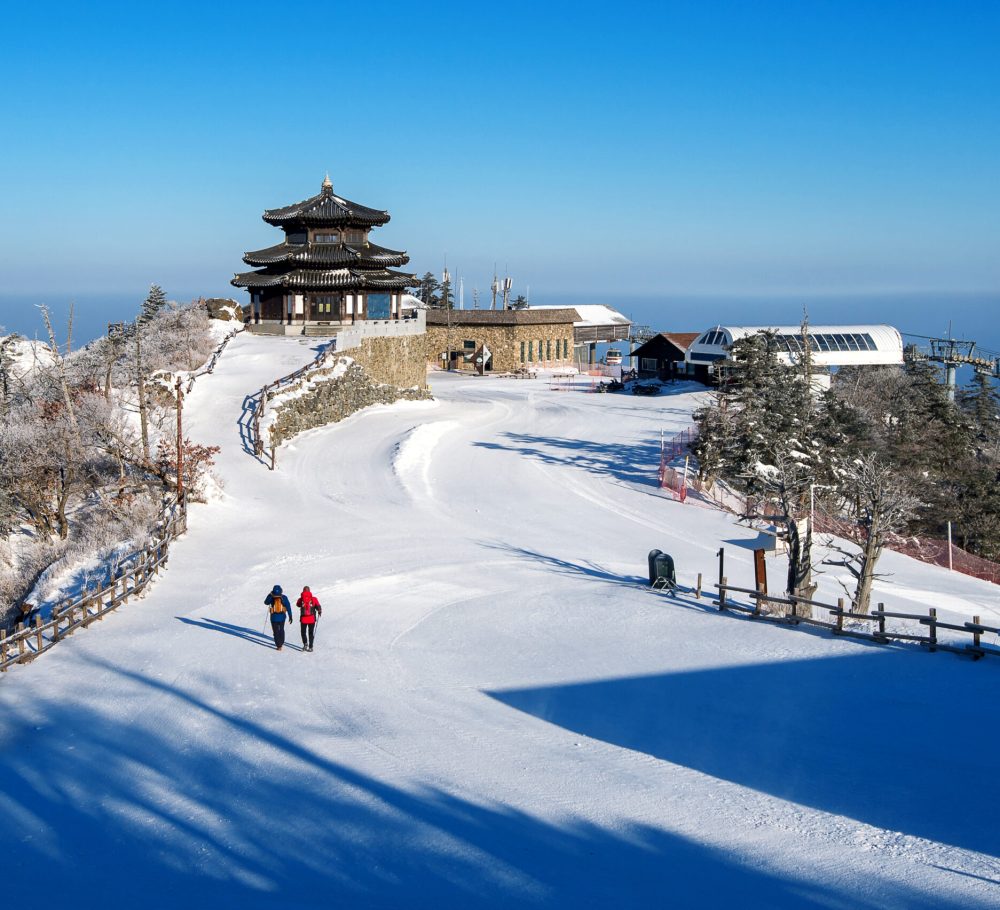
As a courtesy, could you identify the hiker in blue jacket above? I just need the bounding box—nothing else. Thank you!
[264,585,292,651]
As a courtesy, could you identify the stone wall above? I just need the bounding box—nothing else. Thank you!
[424,322,575,372]
[268,333,430,447]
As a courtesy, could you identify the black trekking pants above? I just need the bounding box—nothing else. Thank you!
[271,620,286,649]
[301,622,315,649]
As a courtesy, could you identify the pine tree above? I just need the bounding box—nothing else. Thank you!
[417,272,440,307]
[692,329,824,597]
[139,284,167,325]
[439,277,453,310]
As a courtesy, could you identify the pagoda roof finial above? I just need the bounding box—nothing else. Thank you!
[322,172,333,195]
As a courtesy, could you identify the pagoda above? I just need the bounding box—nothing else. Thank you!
[232,175,417,330]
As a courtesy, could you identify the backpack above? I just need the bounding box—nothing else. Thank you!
[269,596,286,616]
[299,592,321,618]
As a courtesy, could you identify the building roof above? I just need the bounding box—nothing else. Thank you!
[262,177,390,228]
[242,240,409,269]
[662,332,700,351]
[231,267,417,292]
[529,304,631,329]
[631,332,701,359]
[425,308,581,326]
[686,324,904,368]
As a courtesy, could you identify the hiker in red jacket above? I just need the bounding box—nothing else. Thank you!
[296,586,323,652]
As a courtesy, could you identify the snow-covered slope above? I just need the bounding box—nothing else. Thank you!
[1,333,997,909]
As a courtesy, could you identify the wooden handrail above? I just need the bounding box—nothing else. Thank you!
[248,341,337,469]
[1,498,187,674]
[712,580,999,661]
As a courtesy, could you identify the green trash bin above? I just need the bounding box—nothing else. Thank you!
[647,550,675,590]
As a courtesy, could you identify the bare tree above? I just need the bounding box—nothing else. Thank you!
[825,453,920,614]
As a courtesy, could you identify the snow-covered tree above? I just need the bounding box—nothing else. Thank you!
[825,453,920,614]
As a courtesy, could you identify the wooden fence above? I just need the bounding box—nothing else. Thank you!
[710,579,1000,661]
[183,324,245,393]
[0,501,187,674]
[249,341,337,469]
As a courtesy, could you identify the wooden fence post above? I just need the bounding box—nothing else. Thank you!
[972,615,981,651]
[35,614,43,652]
[928,608,938,652]
[836,598,844,633]
[719,577,728,612]
[754,583,764,617]
[18,629,26,661]
[877,602,886,639]
[695,573,702,600]
[52,606,61,643]
[1,630,7,670]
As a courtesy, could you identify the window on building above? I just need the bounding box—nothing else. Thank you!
[314,232,340,243]
[528,341,534,361]
[346,230,365,244]
[539,339,544,361]
[520,341,526,363]
[367,293,391,319]
[641,358,658,372]
[463,339,476,350]
[546,340,552,360]
[287,232,307,245]
[563,339,569,359]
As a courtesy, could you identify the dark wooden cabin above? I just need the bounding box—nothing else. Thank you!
[630,333,707,382]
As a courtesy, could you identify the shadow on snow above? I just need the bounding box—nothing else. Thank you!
[176,617,302,651]
[0,655,982,909]
[488,652,1000,860]
[473,432,662,487]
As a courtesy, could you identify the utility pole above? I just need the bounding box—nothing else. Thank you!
[443,265,452,371]
[175,377,185,500]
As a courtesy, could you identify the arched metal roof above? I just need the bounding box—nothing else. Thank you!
[686,324,903,367]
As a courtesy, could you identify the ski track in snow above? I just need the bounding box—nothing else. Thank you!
[1,334,998,909]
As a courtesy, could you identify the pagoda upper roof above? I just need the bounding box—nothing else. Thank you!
[243,240,409,269]
[263,176,390,228]
[231,267,417,292]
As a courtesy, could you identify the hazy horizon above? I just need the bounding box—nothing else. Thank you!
[4,289,999,359]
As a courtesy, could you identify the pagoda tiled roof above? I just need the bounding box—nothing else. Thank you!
[263,180,389,228]
[231,267,417,292]
[242,240,409,269]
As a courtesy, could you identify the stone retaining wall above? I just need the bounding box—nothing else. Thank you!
[269,333,430,446]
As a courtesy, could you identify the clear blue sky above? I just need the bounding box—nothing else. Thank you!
[1,0,998,325]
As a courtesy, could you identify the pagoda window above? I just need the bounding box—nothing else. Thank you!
[287,232,307,245]
[368,293,391,319]
[346,230,365,244]
[314,232,340,244]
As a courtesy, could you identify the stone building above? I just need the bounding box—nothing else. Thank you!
[232,175,417,334]
[424,309,580,372]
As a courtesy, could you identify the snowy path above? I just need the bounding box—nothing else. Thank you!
[1,333,999,909]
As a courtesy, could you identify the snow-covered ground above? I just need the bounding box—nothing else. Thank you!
[1,333,998,909]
